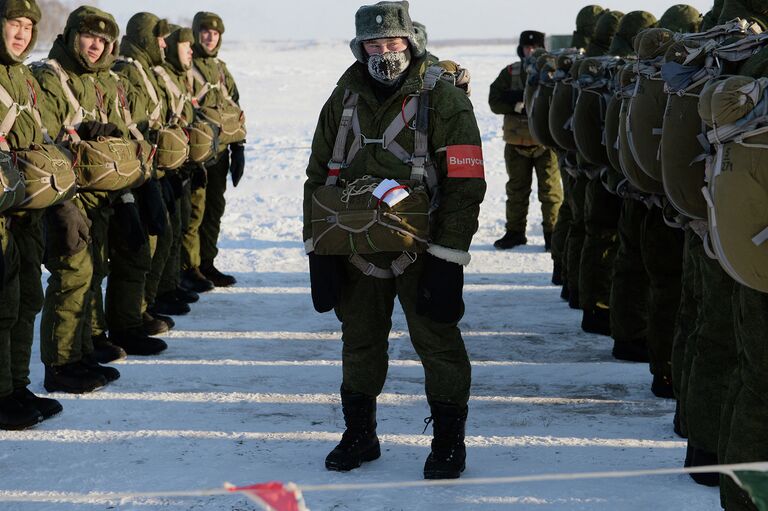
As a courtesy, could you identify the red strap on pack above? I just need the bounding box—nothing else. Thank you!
[445,145,485,178]
[376,185,408,207]
[327,168,341,177]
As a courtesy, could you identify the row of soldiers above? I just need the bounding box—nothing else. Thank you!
[494,1,767,509]
[0,3,245,431]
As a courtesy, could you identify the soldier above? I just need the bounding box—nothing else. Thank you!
[0,0,62,429]
[180,11,244,290]
[303,1,485,479]
[572,5,606,50]
[489,30,562,250]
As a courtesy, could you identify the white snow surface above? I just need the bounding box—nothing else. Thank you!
[0,41,721,510]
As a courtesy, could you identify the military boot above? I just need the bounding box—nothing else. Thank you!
[544,232,552,252]
[551,261,563,286]
[82,356,120,383]
[325,388,380,471]
[44,362,107,394]
[612,338,649,363]
[142,311,171,336]
[493,231,527,250]
[0,394,43,430]
[560,281,569,301]
[91,332,127,364]
[12,387,62,420]
[200,264,237,287]
[180,268,215,293]
[688,445,719,487]
[423,402,467,480]
[175,286,199,304]
[568,286,580,310]
[581,308,611,336]
[110,329,168,356]
[651,374,674,399]
[150,292,191,316]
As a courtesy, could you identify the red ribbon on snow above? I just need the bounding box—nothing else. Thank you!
[228,482,306,511]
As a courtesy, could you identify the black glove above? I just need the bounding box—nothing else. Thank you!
[76,121,122,140]
[229,143,245,187]
[159,177,177,215]
[190,165,207,190]
[308,251,345,313]
[45,200,92,256]
[112,198,147,251]
[416,252,464,323]
[136,180,167,236]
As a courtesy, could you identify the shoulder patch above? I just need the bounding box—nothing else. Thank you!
[446,145,485,178]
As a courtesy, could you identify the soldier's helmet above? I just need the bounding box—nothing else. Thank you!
[659,4,702,33]
[349,1,425,63]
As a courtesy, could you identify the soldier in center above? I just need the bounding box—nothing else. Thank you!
[303,1,485,479]
[489,30,562,250]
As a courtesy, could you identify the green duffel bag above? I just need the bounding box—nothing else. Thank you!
[705,131,768,293]
[14,144,76,209]
[154,125,189,171]
[0,151,24,213]
[549,58,581,152]
[196,103,246,149]
[73,137,151,191]
[186,120,218,164]
[311,176,431,256]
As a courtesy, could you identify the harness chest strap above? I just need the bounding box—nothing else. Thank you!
[118,57,163,128]
[190,59,239,109]
[0,79,54,152]
[110,73,145,142]
[153,66,187,123]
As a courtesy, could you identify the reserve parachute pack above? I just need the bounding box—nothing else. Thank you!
[548,52,582,152]
[119,57,189,172]
[39,59,152,192]
[527,53,559,148]
[190,59,246,150]
[0,77,76,210]
[310,66,454,277]
[701,76,768,292]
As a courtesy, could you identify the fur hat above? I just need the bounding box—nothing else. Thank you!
[412,20,427,48]
[0,0,41,63]
[349,1,425,63]
[193,11,225,58]
[517,30,546,60]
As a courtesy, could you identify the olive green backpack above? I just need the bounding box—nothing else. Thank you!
[528,54,559,148]
[573,56,621,168]
[0,152,24,213]
[190,63,246,150]
[549,54,582,152]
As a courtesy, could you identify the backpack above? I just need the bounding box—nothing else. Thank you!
[573,56,621,169]
[190,60,246,150]
[701,76,768,292]
[548,57,581,152]
[528,54,559,148]
[310,66,450,276]
[0,76,76,210]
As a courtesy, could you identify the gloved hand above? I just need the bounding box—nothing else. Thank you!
[76,121,122,140]
[308,251,345,313]
[136,180,167,236]
[229,143,245,187]
[159,177,177,215]
[112,197,147,251]
[416,252,464,323]
[190,165,207,190]
[45,200,92,256]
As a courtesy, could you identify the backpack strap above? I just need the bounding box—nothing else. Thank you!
[153,65,186,124]
[0,75,54,150]
[118,57,163,128]
[41,59,93,143]
[325,89,359,186]
[111,72,144,141]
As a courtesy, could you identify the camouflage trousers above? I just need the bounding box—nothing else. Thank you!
[199,152,230,267]
[503,144,563,234]
[0,217,20,397]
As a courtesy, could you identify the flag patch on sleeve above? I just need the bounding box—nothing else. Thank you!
[446,145,485,178]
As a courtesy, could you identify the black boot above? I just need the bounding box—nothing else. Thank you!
[551,261,563,286]
[143,311,171,336]
[175,286,199,304]
[581,308,611,336]
[44,362,107,394]
[689,446,720,487]
[612,338,650,363]
[12,387,62,420]
[673,401,686,439]
[423,402,467,480]
[82,357,120,383]
[200,264,237,287]
[180,268,215,293]
[150,292,191,316]
[544,232,552,252]
[110,329,168,356]
[0,394,43,430]
[568,286,580,310]
[651,374,675,399]
[91,332,127,364]
[493,231,527,250]
[325,388,380,471]
[560,281,569,301]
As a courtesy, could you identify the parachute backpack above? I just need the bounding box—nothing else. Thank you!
[602,61,631,194]
[190,59,247,150]
[0,75,76,210]
[701,76,768,292]
[310,66,459,278]
[548,52,583,152]
[528,52,559,148]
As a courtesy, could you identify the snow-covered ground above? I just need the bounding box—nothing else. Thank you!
[0,41,721,510]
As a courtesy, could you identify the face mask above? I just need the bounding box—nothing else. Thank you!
[367,49,411,85]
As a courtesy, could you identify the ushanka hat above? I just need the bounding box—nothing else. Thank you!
[349,1,425,63]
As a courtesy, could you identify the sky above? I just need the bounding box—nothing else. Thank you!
[95,0,717,42]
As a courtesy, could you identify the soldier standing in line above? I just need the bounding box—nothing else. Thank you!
[489,30,562,251]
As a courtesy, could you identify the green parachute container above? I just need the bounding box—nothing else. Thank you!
[528,53,560,147]
[524,48,548,115]
[703,75,768,293]
[548,56,581,152]
[626,28,676,184]
[573,57,611,167]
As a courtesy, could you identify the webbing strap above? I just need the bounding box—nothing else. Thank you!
[752,226,768,247]
[42,59,89,143]
[113,77,144,142]
[119,58,163,128]
[349,252,417,279]
[153,66,186,123]
[325,90,359,186]
[191,60,238,109]
[0,79,53,150]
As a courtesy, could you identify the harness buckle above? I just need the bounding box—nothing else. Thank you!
[362,262,377,276]
[361,134,387,149]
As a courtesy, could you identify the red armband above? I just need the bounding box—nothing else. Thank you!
[446,145,485,178]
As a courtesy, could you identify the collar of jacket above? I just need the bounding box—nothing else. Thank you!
[336,54,429,104]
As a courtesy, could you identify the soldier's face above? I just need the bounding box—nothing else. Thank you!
[199,28,220,52]
[522,45,536,58]
[157,36,168,50]
[178,41,193,67]
[362,37,408,56]
[78,32,107,63]
[4,17,33,57]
